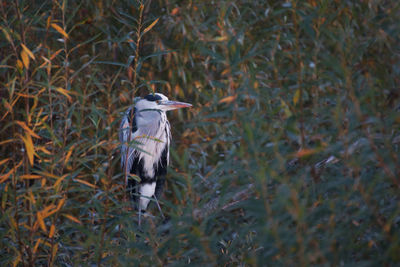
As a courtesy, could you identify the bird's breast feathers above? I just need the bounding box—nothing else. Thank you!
[133,125,169,178]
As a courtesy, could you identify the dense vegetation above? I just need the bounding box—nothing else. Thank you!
[1,0,400,265]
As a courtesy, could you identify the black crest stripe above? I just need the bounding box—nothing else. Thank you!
[144,94,162,101]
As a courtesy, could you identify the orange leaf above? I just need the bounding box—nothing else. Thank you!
[0,160,22,184]
[50,49,63,60]
[16,59,23,70]
[74,178,97,189]
[213,36,228,42]
[33,238,42,254]
[63,214,82,224]
[37,212,47,232]
[16,92,35,98]
[221,69,230,76]
[219,95,237,104]
[64,145,74,164]
[142,18,159,35]
[53,175,67,188]
[0,158,10,166]
[41,204,57,218]
[37,146,52,155]
[293,89,300,105]
[295,148,317,158]
[56,87,72,102]
[37,171,60,179]
[51,23,68,38]
[46,16,51,29]
[0,139,15,146]
[0,172,12,184]
[20,133,35,166]
[55,197,66,211]
[29,190,36,204]
[39,56,51,69]
[171,7,179,15]
[21,44,35,60]
[51,243,58,260]
[49,224,55,238]
[20,174,41,179]
[15,121,41,139]
[21,50,30,69]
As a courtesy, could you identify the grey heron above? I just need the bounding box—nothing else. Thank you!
[119,93,192,226]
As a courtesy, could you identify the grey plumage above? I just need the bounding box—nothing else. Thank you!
[119,93,191,225]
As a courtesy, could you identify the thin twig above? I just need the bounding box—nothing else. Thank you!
[123,1,144,202]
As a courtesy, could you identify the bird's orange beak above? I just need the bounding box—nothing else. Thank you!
[159,100,192,111]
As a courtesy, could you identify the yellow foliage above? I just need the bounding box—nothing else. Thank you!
[29,190,36,204]
[0,160,22,184]
[293,89,300,105]
[20,174,41,179]
[143,18,159,35]
[0,158,10,166]
[63,214,82,224]
[16,59,23,70]
[56,87,73,102]
[19,133,36,166]
[21,44,35,60]
[74,178,97,189]
[219,95,237,104]
[15,121,41,139]
[64,145,74,164]
[33,238,42,254]
[20,50,29,69]
[49,224,56,238]
[51,23,68,38]
[295,148,318,158]
[37,212,47,232]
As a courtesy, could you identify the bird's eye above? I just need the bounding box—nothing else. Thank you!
[156,100,161,104]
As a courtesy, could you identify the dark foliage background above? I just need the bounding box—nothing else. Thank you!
[1,0,400,265]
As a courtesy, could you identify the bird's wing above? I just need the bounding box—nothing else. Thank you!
[154,121,170,198]
[119,107,137,179]
[165,120,171,165]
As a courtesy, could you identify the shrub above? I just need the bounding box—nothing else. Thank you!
[1,0,399,265]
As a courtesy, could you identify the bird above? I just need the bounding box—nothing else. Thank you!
[119,92,192,226]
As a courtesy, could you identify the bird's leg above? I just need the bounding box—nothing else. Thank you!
[153,194,165,219]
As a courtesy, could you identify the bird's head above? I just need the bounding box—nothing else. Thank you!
[135,93,192,113]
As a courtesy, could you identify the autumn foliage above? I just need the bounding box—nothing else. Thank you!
[1,0,400,266]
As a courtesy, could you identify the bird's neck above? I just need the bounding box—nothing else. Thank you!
[137,111,167,137]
